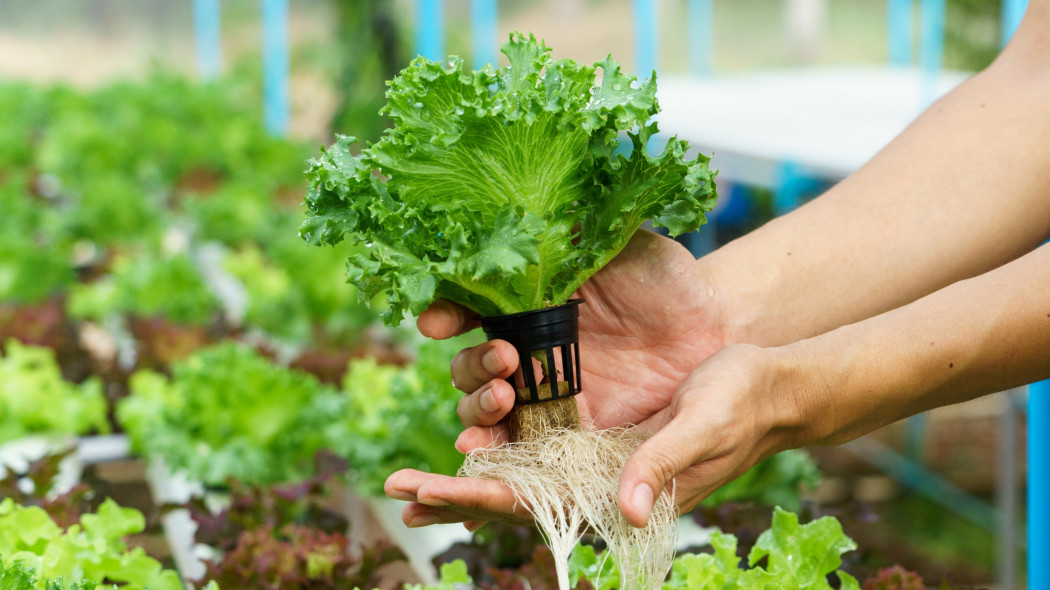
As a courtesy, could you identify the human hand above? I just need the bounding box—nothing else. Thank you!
[385,230,737,528]
[615,343,807,526]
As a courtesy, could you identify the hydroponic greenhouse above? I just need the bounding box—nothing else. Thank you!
[1,1,1047,589]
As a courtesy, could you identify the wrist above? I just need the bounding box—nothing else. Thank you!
[696,233,785,347]
[764,340,837,450]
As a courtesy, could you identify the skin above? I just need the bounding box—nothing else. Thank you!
[385,0,1050,530]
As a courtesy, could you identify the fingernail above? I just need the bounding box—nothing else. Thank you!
[419,496,449,507]
[408,514,441,528]
[479,386,499,413]
[386,489,415,501]
[482,348,505,374]
[464,521,486,533]
[631,483,654,523]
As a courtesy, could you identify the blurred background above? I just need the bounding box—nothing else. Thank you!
[0,1,1039,589]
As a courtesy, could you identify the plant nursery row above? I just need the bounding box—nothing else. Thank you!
[0,71,975,589]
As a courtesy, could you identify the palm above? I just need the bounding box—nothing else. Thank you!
[572,230,727,428]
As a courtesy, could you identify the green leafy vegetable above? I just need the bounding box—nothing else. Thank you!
[0,340,109,444]
[0,559,94,590]
[67,251,219,326]
[0,498,183,590]
[403,560,473,590]
[701,449,821,511]
[117,342,340,486]
[0,178,74,305]
[302,33,716,323]
[333,333,482,494]
[662,507,859,590]
[222,239,378,348]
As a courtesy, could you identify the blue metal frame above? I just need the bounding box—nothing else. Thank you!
[633,0,658,78]
[193,0,222,80]
[416,0,445,61]
[887,0,913,65]
[261,0,289,136]
[1030,382,1049,590]
[918,0,944,107]
[687,0,713,77]
[470,0,498,67]
[1001,0,1029,48]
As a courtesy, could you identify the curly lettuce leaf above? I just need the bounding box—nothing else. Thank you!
[0,340,109,444]
[334,332,483,494]
[663,507,860,590]
[303,33,716,323]
[0,498,182,590]
[117,342,341,486]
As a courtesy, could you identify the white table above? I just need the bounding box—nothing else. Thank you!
[655,66,971,187]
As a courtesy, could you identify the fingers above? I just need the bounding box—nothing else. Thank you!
[456,380,516,428]
[415,473,532,524]
[416,299,480,339]
[618,415,708,528]
[384,468,532,527]
[450,339,518,393]
[455,425,510,453]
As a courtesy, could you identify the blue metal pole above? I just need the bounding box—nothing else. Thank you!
[193,0,222,80]
[416,0,445,61]
[633,0,658,79]
[1030,381,1050,590]
[470,0,498,68]
[687,0,713,77]
[887,0,913,65]
[918,0,944,107]
[1001,0,1029,48]
[261,0,289,136]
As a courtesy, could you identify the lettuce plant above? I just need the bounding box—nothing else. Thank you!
[117,342,341,486]
[0,560,93,590]
[302,33,716,323]
[0,340,108,444]
[333,333,482,494]
[67,251,219,327]
[0,498,190,590]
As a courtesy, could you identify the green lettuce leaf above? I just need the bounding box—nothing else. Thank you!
[662,507,859,590]
[303,33,716,323]
[0,340,109,444]
[0,498,181,590]
[701,449,821,511]
[117,342,341,486]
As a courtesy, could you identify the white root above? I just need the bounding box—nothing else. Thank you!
[459,428,677,590]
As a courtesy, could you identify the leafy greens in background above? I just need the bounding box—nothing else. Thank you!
[0,340,108,444]
[333,333,483,494]
[0,498,188,590]
[67,251,219,327]
[0,560,93,590]
[222,236,378,348]
[116,333,477,491]
[200,524,403,590]
[0,177,75,305]
[422,508,860,590]
[117,342,341,486]
[701,449,821,511]
[302,33,717,323]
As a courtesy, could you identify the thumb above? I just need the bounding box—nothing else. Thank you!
[618,412,706,528]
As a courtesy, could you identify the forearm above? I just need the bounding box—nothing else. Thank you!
[781,242,1050,447]
[701,0,1050,346]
